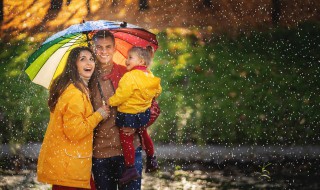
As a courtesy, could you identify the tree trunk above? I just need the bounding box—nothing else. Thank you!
[50,0,63,10]
[86,0,91,14]
[272,0,281,25]
[111,0,118,7]
[139,0,149,11]
[203,0,212,7]
[0,0,3,22]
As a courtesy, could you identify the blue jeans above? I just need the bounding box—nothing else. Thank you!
[92,147,143,190]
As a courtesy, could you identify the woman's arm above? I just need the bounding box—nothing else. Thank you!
[61,91,103,141]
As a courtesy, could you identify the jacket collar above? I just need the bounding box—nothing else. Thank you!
[131,65,148,71]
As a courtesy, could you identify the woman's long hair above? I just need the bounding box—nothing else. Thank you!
[48,46,97,112]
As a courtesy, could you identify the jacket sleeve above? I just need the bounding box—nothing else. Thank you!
[108,73,134,106]
[62,91,103,141]
[155,80,162,98]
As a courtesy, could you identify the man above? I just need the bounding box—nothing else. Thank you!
[89,30,143,190]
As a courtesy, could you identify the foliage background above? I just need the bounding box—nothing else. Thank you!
[1,22,319,146]
[0,40,49,144]
[151,22,320,145]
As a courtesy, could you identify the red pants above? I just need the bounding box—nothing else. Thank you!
[120,127,154,167]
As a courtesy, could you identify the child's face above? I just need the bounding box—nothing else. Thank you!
[125,51,144,71]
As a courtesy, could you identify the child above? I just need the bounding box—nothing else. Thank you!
[107,46,162,185]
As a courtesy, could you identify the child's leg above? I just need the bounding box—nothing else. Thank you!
[119,128,135,167]
[138,128,154,157]
[138,127,159,173]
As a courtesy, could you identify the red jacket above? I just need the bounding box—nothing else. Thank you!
[102,62,127,90]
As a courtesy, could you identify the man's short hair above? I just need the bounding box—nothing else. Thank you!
[92,30,115,45]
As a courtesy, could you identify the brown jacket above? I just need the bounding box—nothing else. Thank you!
[91,63,141,158]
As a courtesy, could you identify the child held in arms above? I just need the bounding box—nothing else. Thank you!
[107,46,162,185]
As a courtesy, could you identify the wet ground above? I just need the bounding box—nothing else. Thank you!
[0,169,276,190]
[1,144,320,189]
[0,158,319,190]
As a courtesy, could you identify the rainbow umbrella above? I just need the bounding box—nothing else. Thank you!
[25,20,158,89]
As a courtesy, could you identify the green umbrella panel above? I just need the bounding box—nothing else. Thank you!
[25,34,87,89]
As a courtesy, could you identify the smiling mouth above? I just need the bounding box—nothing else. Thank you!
[84,68,92,72]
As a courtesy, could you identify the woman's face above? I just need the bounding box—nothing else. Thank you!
[125,51,144,71]
[76,50,95,79]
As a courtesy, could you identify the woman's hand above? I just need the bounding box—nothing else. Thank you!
[97,105,110,120]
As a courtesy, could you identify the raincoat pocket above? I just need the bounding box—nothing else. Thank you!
[64,150,92,181]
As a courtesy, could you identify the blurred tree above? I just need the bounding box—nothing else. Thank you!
[50,0,63,10]
[203,0,212,7]
[272,0,281,25]
[111,0,118,7]
[86,0,91,14]
[139,0,149,11]
[152,22,320,145]
[0,40,49,144]
[0,0,3,22]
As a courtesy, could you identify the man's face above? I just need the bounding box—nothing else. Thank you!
[93,37,116,65]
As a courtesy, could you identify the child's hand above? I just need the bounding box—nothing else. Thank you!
[106,99,111,107]
[101,105,110,115]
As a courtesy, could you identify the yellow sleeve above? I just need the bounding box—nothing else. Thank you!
[61,91,103,141]
[109,73,135,107]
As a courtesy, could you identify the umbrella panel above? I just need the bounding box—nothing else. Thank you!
[31,35,87,88]
[26,20,158,89]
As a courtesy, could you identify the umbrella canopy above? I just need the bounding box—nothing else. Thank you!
[25,20,158,89]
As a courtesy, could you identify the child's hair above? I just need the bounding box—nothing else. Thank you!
[128,46,154,66]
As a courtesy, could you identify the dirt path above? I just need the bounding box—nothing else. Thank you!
[2,143,320,161]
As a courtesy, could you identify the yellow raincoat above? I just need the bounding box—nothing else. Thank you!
[109,69,162,114]
[37,84,103,189]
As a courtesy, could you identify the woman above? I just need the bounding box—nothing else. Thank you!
[37,47,109,189]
